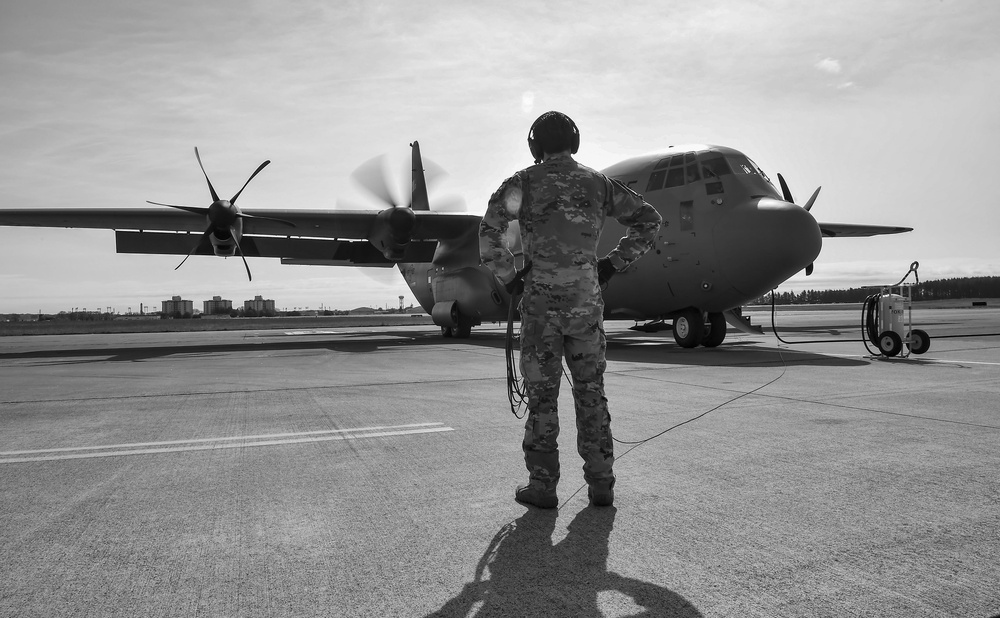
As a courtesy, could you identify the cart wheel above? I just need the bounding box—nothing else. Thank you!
[908,329,930,354]
[878,331,902,357]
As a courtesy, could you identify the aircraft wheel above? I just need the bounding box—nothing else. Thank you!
[877,330,902,357]
[673,309,704,348]
[454,321,472,339]
[441,326,453,338]
[702,312,727,348]
[907,329,930,354]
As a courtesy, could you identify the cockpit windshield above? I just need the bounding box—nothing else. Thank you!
[644,150,776,196]
[700,156,731,179]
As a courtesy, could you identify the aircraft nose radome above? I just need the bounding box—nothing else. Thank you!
[714,198,822,297]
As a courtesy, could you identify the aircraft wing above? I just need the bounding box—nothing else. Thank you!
[0,207,481,266]
[818,222,913,238]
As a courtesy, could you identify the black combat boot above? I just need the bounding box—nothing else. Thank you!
[514,483,558,509]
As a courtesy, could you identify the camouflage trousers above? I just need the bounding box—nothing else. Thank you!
[519,314,615,493]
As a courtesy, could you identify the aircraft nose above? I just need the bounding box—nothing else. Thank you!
[714,198,822,296]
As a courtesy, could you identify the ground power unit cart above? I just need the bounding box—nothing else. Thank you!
[861,262,930,358]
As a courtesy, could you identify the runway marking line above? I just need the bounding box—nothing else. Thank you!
[0,423,454,464]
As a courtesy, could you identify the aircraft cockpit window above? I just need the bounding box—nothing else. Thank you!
[646,152,708,191]
[746,157,772,184]
[726,155,758,176]
[664,167,685,189]
[700,156,731,179]
[646,169,666,192]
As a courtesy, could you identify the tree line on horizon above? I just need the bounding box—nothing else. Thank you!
[752,276,1000,305]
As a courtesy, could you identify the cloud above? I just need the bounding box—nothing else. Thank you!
[815,57,842,74]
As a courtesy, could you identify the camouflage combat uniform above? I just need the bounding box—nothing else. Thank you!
[479,153,661,495]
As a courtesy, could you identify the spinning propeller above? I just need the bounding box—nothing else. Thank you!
[776,172,822,276]
[147,147,294,281]
[344,142,467,213]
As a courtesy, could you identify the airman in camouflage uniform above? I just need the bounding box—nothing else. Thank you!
[479,111,661,508]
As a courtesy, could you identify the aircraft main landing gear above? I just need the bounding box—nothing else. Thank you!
[672,309,727,348]
[441,321,472,338]
[672,308,703,348]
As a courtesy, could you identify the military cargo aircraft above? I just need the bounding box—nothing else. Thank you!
[0,142,910,347]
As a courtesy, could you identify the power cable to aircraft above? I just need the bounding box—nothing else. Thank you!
[504,262,533,419]
[768,262,922,347]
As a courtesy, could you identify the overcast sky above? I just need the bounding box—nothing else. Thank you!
[2,0,998,313]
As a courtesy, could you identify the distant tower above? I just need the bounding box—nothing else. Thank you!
[399,295,404,312]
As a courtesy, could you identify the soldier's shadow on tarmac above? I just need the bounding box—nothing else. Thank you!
[425,506,702,618]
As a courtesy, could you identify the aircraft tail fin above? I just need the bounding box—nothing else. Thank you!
[410,141,430,211]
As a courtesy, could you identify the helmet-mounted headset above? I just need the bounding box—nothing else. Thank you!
[527,111,580,164]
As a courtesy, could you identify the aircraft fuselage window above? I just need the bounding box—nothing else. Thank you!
[680,200,694,231]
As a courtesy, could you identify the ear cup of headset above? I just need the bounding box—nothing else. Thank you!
[527,111,579,162]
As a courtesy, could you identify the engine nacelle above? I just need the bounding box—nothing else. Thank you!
[208,217,243,257]
[368,207,416,261]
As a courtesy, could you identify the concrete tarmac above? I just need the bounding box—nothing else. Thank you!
[1,306,998,617]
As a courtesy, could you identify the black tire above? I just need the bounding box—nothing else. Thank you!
[702,312,727,348]
[441,326,453,338]
[673,309,704,348]
[454,321,472,338]
[878,330,902,357]
[908,329,930,355]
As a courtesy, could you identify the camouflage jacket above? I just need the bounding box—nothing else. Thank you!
[479,153,662,319]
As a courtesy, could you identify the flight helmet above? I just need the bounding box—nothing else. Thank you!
[527,111,580,163]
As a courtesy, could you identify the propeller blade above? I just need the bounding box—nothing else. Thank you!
[351,155,398,207]
[175,227,213,271]
[421,155,447,190]
[237,212,296,228]
[146,201,209,216]
[230,160,271,204]
[230,226,252,281]
[777,173,794,204]
[802,186,821,212]
[194,147,221,202]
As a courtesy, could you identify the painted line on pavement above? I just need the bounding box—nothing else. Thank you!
[0,423,454,464]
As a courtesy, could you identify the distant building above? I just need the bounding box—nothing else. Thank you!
[244,295,276,315]
[203,296,233,315]
[162,295,193,316]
